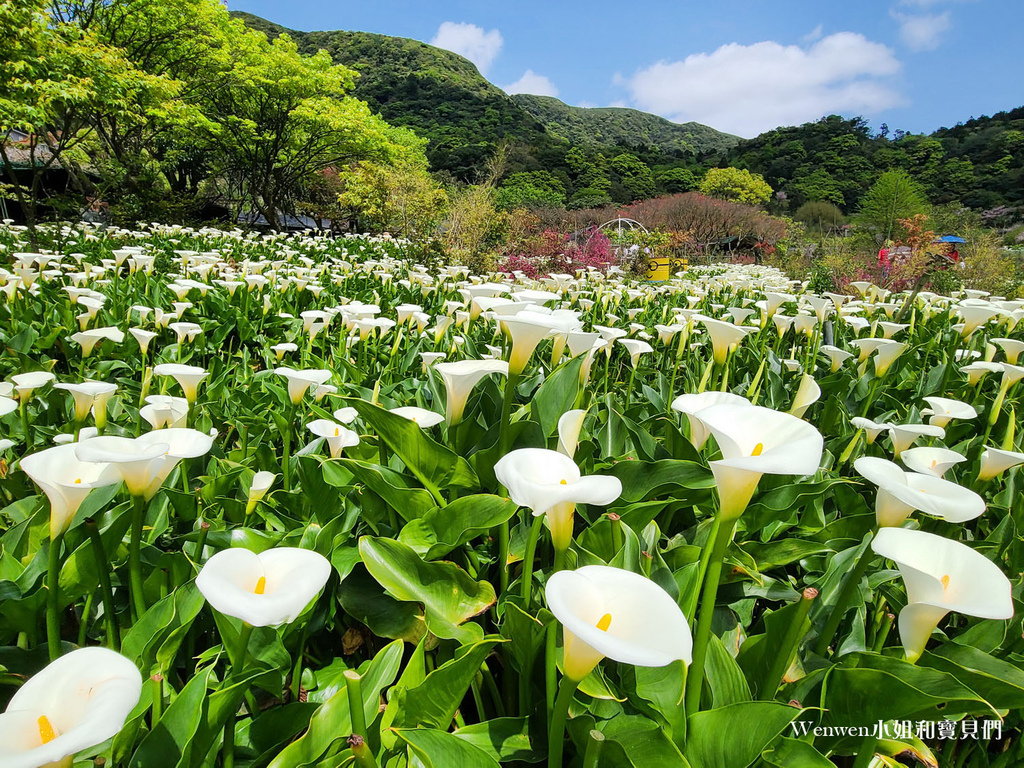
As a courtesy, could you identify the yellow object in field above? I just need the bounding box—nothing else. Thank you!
[645,254,688,281]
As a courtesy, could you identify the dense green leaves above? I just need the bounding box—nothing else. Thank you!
[359,537,495,642]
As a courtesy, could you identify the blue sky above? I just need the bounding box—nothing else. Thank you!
[229,0,1023,138]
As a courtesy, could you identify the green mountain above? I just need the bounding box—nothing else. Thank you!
[718,110,1024,215]
[232,12,735,181]
[512,94,739,157]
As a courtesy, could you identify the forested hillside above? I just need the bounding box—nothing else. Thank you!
[232,11,735,202]
[717,111,1024,216]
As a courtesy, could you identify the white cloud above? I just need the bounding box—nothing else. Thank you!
[430,22,503,75]
[894,11,952,51]
[501,70,559,97]
[624,32,904,138]
[802,24,824,43]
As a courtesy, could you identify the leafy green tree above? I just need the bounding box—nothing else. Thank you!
[794,201,846,236]
[699,167,773,205]
[0,0,170,236]
[656,167,698,194]
[204,29,422,228]
[51,0,228,216]
[610,153,655,201]
[335,157,448,240]
[856,169,929,241]
[495,171,566,210]
[567,187,613,210]
[792,169,845,206]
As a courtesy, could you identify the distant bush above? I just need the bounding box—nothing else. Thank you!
[794,201,846,235]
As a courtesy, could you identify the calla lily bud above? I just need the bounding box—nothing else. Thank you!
[556,410,588,459]
[788,374,821,419]
[546,565,692,682]
[245,471,275,514]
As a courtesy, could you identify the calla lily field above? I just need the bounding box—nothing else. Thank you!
[1,220,1024,768]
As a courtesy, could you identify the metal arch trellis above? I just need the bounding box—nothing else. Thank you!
[589,217,648,246]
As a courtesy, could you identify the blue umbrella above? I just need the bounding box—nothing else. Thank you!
[935,235,966,243]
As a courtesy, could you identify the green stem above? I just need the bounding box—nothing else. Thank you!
[859,377,882,418]
[497,520,510,595]
[813,531,877,658]
[291,624,308,703]
[223,622,254,768]
[151,674,164,727]
[345,670,367,739]
[77,592,94,647]
[282,402,297,491]
[583,729,605,768]
[498,370,520,455]
[548,675,580,768]
[348,735,379,768]
[85,518,119,650]
[129,495,148,622]
[762,588,817,700]
[20,400,31,449]
[479,661,505,719]
[545,623,557,718]
[47,533,63,660]
[872,611,895,652]
[684,516,736,714]
[685,517,720,622]
[520,514,545,607]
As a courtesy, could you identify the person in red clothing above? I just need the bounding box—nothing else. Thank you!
[878,241,892,278]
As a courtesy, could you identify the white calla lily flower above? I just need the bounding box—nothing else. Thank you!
[546,565,692,682]
[21,444,121,538]
[54,381,117,425]
[819,344,853,373]
[854,456,984,527]
[850,416,890,444]
[389,406,444,429]
[887,423,944,457]
[617,338,653,368]
[152,363,209,404]
[435,359,509,426]
[196,547,332,627]
[698,404,824,519]
[920,396,977,428]
[246,471,276,514]
[789,374,821,419]
[871,527,1013,662]
[0,647,142,768]
[669,391,752,450]
[274,367,332,405]
[978,447,1024,481]
[306,419,360,458]
[899,446,967,478]
[494,448,621,553]
[140,395,189,430]
[695,315,751,366]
